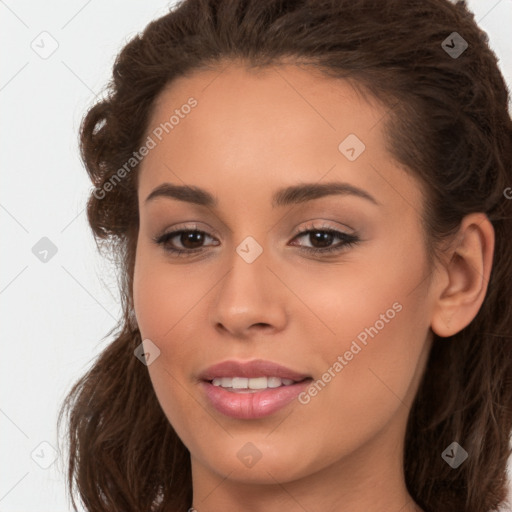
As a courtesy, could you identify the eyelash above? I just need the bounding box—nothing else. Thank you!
[153,223,360,258]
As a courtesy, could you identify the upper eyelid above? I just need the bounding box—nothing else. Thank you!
[159,222,219,238]
[292,221,353,235]
[161,223,350,235]
[161,218,354,236]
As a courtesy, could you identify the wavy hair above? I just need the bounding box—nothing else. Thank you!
[58,0,512,511]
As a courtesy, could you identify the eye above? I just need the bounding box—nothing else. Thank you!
[154,227,219,257]
[153,223,360,258]
[289,224,360,255]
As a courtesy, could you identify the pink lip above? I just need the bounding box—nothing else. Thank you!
[198,359,312,419]
[198,359,310,381]
[201,380,311,419]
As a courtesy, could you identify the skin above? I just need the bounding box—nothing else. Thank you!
[132,62,494,512]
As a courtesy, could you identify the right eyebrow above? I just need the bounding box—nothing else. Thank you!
[271,181,379,208]
[145,183,216,207]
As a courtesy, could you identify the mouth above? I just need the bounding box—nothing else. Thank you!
[198,360,313,419]
[198,358,311,382]
[206,375,311,393]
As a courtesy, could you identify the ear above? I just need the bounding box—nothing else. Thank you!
[430,213,495,338]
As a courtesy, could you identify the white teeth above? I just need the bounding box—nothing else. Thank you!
[248,377,267,389]
[232,377,248,389]
[267,376,282,388]
[211,376,296,390]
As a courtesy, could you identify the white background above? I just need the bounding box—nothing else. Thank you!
[1,1,511,510]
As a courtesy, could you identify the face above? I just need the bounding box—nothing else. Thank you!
[133,63,435,487]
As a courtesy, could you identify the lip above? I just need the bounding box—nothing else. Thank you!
[201,380,312,419]
[198,359,312,420]
[198,359,311,381]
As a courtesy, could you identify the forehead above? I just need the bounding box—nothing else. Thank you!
[137,63,423,215]
[143,62,386,158]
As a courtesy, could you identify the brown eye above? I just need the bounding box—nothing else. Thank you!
[290,228,360,255]
[307,231,335,248]
[155,229,219,256]
[178,231,207,249]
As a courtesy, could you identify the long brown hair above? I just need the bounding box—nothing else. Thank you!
[58,1,512,511]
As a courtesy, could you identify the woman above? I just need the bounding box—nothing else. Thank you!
[58,0,512,511]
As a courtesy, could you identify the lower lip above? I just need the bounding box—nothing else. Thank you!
[201,380,311,419]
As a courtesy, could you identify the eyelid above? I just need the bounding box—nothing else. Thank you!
[290,220,355,237]
[156,220,353,244]
[159,222,221,239]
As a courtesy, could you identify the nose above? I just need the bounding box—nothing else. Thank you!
[209,246,288,340]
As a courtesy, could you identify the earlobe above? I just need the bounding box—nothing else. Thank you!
[430,213,495,338]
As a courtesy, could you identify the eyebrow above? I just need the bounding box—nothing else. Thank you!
[145,181,379,208]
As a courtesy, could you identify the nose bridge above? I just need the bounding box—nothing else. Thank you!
[217,237,271,312]
[209,234,288,335]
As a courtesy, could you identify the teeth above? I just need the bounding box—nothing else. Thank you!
[211,376,296,390]
[267,376,282,388]
[247,377,267,389]
[232,377,248,389]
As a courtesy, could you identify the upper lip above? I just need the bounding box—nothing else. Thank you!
[199,359,311,382]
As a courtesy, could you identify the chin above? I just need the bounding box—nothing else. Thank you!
[191,435,323,484]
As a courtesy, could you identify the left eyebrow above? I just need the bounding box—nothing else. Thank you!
[144,181,379,208]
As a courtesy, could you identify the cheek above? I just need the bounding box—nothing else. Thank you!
[296,271,425,402]
[133,244,211,341]
[132,247,208,442]
[293,237,430,414]
[289,292,429,468]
